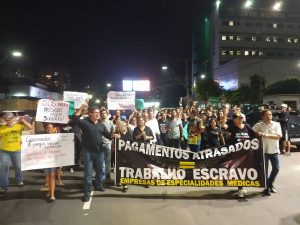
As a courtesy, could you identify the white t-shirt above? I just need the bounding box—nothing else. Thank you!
[146,118,160,143]
[252,121,282,154]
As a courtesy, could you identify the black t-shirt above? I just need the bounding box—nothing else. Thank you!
[278,111,289,131]
[120,131,132,141]
[132,126,154,143]
[206,126,222,147]
[228,124,256,145]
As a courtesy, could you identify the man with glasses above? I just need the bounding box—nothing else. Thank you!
[0,112,32,193]
[73,104,118,202]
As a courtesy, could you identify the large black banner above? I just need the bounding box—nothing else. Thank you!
[115,138,266,188]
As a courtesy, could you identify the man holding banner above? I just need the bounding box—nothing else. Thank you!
[73,104,118,202]
[253,109,282,196]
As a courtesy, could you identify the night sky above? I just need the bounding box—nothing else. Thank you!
[0,0,211,101]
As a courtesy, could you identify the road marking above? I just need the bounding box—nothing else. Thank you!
[82,191,94,210]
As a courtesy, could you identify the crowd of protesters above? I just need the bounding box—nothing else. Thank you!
[0,101,293,201]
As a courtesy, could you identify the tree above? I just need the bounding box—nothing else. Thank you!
[194,78,223,103]
[249,74,266,104]
[265,78,300,95]
[222,85,251,105]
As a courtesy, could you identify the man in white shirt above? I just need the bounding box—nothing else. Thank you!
[145,110,160,144]
[252,109,282,196]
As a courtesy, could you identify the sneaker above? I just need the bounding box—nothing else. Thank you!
[17,182,24,187]
[95,184,105,192]
[70,168,74,173]
[242,189,247,194]
[49,196,56,202]
[262,189,271,196]
[0,188,7,194]
[238,189,244,198]
[270,187,277,193]
[83,195,90,202]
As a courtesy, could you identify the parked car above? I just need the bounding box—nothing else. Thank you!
[246,110,300,149]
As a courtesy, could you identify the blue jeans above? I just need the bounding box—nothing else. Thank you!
[82,148,105,197]
[0,150,23,189]
[264,153,280,189]
[103,143,112,178]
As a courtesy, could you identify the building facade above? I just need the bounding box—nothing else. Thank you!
[38,66,71,92]
[193,0,300,90]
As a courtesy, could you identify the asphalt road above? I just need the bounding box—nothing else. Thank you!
[0,151,300,225]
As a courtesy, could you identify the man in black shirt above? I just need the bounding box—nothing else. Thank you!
[73,104,117,202]
[277,104,291,156]
[226,113,257,198]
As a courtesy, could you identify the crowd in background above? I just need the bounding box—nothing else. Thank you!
[0,101,292,201]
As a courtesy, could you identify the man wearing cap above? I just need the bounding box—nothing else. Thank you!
[278,104,291,156]
[0,112,32,193]
[225,112,257,198]
[253,109,282,196]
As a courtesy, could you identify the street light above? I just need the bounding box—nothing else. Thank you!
[0,50,23,65]
[244,0,253,9]
[273,2,282,11]
[95,99,100,104]
[161,65,190,97]
[216,0,221,8]
[106,83,112,88]
[200,74,206,79]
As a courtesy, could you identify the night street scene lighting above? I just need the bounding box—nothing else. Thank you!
[0,50,23,64]
[244,0,253,9]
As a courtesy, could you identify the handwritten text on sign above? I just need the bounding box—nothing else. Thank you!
[21,133,74,171]
[35,99,69,124]
[107,91,135,110]
[63,91,88,109]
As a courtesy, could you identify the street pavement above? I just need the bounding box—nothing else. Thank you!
[0,151,300,225]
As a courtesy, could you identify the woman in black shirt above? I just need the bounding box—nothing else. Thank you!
[133,117,154,143]
[206,118,225,148]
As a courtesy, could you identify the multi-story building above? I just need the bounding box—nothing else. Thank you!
[38,66,71,92]
[193,0,300,90]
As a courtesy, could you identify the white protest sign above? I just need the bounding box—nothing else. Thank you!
[107,91,135,110]
[63,91,88,109]
[35,99,69,124]
[21,133,74,171]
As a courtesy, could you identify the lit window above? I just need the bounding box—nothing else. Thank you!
[221,35,227,40]
[273,37,278,42]
[236,36,241,41]
[229,21,234,26]
[266,37,271,42]
[54,72,59,76]
[46,75,52,79]
[252,51,256,56]
[252,37,257,42]
[237,51,242,55]
[294,38,299,43]
[229,50,234,55]
[221,50,227,55]
[273,23,277,28]
[288,38,292,43]
[229,36,234,40]
[259,51,263,56]
[245,51,249,56]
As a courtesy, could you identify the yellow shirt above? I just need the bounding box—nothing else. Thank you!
[0,124,24,152]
